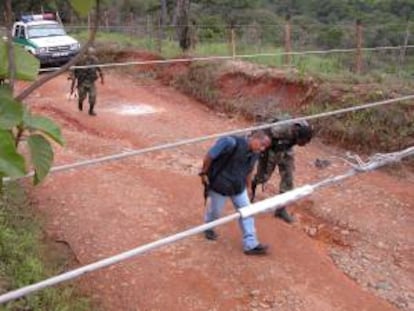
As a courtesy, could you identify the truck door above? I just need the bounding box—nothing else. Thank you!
[13,24,26,45]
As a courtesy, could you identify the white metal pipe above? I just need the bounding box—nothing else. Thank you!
[0,185,316,304]
[239,185,314,218]
[0,213,239,304]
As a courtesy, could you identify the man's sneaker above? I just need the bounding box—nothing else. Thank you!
[204,229,218,241]
[244,243,268,255]
[88,111,97,116]
[274,207,295,223]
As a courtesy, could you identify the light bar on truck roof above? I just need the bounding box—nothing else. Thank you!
[20,13,56,23]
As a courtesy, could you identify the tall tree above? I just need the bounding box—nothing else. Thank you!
[175,0,191,52]
[160,0,168,25]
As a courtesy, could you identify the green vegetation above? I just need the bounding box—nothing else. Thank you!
[0,3,411,309]
[0,0,98,190]
[303,97,414,153]
[0,46,65,191]
[74,28,414,81]
[174,62,220,105]
[65,0,414,154]
[0,182,92,311]
[4,0,414,51]
[0,1,98,308]
[166,56,413,153]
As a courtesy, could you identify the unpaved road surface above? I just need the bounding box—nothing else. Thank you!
[19,72,413,311]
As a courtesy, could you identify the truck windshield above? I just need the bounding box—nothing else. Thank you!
[28,24,66,38]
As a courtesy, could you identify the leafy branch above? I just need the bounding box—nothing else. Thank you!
[0,0,100,189]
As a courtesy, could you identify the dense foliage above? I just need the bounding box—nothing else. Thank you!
[99,0,414,23]
[3,0,412,51]
[5,1,413,27]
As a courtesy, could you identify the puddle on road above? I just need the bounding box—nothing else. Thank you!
[105,104,161,116]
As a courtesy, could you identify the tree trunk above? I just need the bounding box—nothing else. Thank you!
[159,0,168,40]
[160,0,168,26]
[175,0,191,53]
[4,0,15,92]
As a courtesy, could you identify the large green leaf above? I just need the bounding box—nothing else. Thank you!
[0,40,39,81]
[27,134,54,185]
[70,0,95,17]
[0,88,23,129]
[23,111,65,146]
[0,129,26,178]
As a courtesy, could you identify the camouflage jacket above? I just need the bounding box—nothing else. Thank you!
[74,55,102,85]
[265,121,297,154]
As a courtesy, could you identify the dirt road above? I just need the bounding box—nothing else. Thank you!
[21,71,413,311]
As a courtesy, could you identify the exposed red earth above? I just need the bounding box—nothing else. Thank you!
[15,67,413,311]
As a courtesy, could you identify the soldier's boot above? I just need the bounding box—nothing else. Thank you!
[274,207,295,224]
[204,229,218,241]
[78,101,83,111]
[88,104,97,116]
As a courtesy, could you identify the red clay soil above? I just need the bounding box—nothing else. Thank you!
[16,70,413,311]
[219,72,311,108]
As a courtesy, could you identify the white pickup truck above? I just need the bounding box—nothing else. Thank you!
[12,13,80,66]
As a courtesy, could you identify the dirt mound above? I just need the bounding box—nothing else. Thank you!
[111,51,316,114]
[99,49,413,161]
[218,71,315,110]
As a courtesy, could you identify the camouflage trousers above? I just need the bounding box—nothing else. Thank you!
[253,149,295,193]
[77,82,96,111]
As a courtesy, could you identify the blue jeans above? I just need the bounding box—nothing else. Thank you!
[204,189,260,251]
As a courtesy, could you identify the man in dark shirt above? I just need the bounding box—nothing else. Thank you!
[199,130,271,255]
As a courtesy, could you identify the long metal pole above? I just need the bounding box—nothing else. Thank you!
[0,214,239,304]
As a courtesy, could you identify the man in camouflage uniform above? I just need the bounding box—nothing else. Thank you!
[71,47,104,116]
[252,118,313,223]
